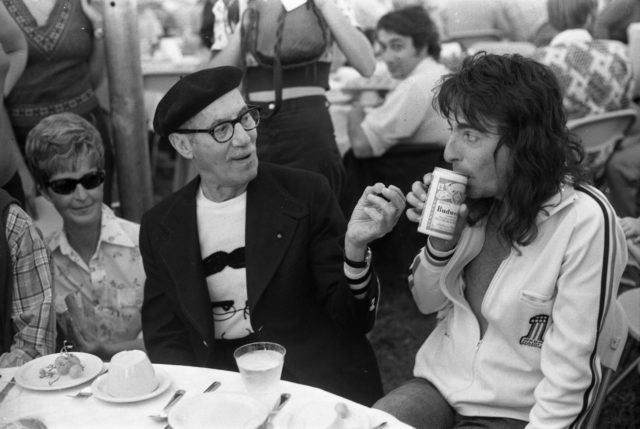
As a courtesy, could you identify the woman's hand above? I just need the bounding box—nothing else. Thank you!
[62,294,105,357]
[80,0,104,29]
[60,310,104,357]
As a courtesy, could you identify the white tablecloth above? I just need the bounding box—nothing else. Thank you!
[0,363,411,429]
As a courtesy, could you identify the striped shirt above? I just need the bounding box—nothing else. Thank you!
[0,204,55,368]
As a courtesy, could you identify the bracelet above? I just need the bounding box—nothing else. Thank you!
[344,247,371,269]
[93,28,104,39]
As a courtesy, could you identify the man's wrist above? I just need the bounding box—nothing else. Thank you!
[344,247,371,268]
[344,237,368,264]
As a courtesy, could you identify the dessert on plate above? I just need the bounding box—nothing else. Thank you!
[106,350,158,398]
[38,342,84,386]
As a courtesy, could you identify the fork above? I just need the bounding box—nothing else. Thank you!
[66,387,92,399]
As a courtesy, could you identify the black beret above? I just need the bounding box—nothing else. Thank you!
[153,66,243,137]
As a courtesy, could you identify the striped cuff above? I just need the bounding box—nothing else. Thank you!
[425,237,456,267]
[344,261,372,300]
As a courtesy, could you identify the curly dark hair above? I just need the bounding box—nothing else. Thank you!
[376,6,441,60]
[434,52,590,246]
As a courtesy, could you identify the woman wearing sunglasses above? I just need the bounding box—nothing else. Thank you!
[24,112,146,360]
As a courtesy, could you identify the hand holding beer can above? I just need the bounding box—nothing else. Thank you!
[417,168,468,240]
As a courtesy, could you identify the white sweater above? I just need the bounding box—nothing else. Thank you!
[410,184,627,428]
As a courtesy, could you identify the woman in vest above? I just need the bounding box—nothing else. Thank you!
[1,0,115,205]
[209,0,376,198]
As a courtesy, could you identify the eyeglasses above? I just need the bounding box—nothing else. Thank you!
[47,170,106,195]
[174,106,261,143]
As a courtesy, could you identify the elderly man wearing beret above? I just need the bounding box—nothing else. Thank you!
[140,66,405,405]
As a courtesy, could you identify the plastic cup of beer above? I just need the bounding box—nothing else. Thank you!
[417,167,467,240]
[234,342,286,398]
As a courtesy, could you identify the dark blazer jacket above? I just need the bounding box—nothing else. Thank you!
[140,163,383,405]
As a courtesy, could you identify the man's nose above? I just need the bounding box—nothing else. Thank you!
[443,134,458,164]
[380,49,393,64]
[231,123,252,146]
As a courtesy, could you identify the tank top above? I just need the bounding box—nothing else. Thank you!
[3,0,98,128]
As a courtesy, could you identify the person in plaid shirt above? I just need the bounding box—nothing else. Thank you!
[0,188,55,367]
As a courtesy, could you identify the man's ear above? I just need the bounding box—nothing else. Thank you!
[168,133,194,159]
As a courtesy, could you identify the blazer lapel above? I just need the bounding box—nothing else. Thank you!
[157,178,213,341]
[245,167,307,309]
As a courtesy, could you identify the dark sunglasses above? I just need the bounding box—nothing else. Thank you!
[47,170,106,195]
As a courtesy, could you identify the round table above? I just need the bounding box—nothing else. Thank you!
[0,362,410,428]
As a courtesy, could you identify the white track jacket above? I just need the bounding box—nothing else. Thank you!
[410,184,627,428]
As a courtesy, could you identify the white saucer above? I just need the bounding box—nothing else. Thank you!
[91,368,171,403]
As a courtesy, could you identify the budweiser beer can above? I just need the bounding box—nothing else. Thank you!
[417,167,467,240]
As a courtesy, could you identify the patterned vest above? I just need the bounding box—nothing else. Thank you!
[3,0,98,129]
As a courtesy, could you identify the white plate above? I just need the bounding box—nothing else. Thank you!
[15,352,104,391]
[168,391,269,429]
[283,401,371,429]
[91,368,171,403]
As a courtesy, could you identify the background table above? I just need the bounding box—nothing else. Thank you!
[0,363,411,428]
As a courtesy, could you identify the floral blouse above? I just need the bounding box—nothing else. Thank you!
[47,204,145,345]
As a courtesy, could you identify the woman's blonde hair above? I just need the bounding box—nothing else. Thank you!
[25,113,104,189]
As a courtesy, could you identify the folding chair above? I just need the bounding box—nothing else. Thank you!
[584,299,629,428]
[605,288,640,394]
[566,109,637,184]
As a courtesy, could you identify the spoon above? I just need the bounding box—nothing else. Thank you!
[148,389,186,422]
